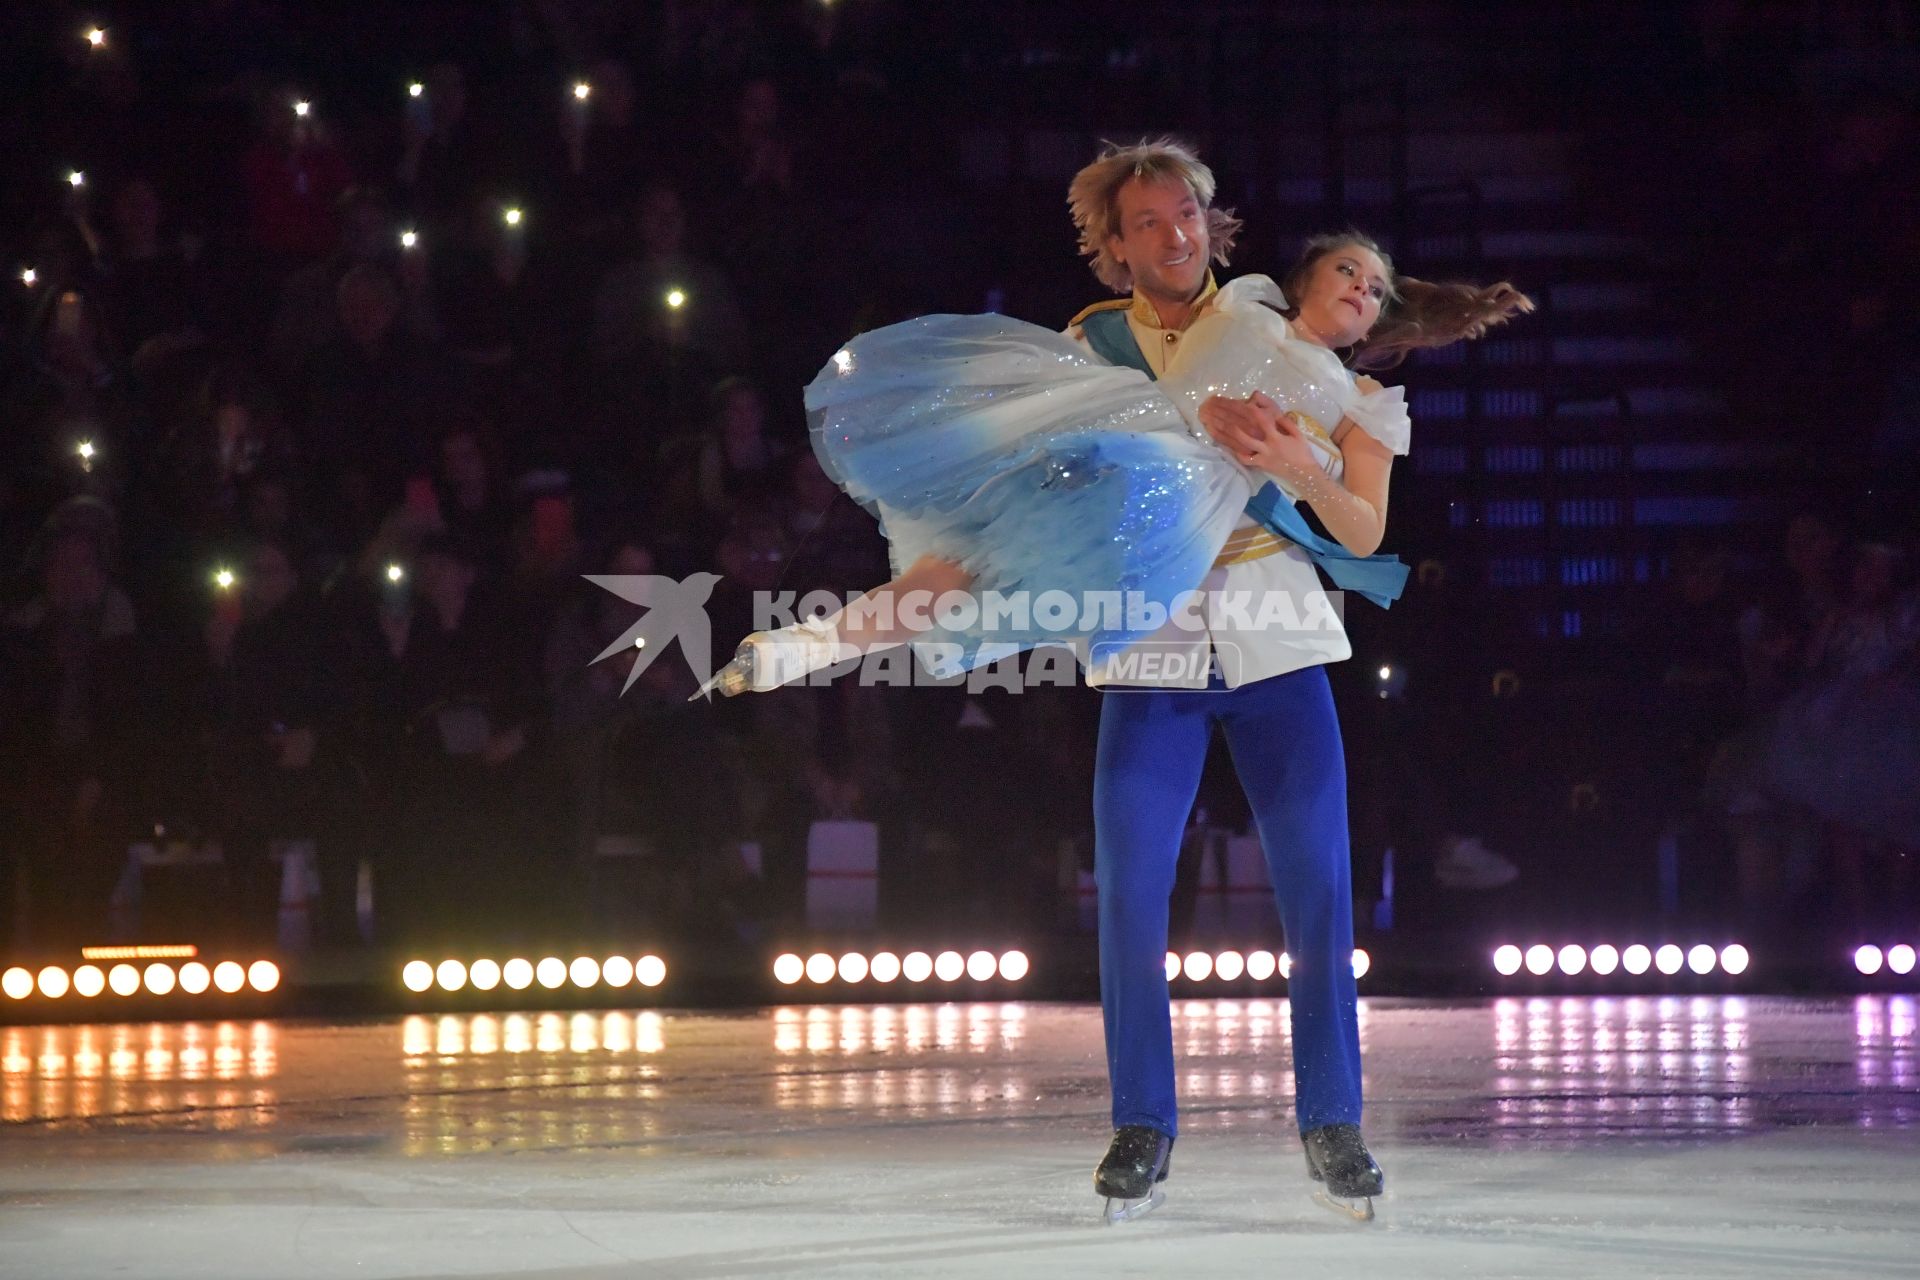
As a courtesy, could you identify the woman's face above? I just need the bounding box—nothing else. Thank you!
[1294,245,1390,347]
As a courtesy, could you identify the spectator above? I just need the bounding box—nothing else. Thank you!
[298,261,457,496]
[241,84,357,266]
[339,531,544,944]
[658,376,790,539]
[0,506,143,948]
[200,538,355,945]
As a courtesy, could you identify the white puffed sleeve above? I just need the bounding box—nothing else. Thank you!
[1342,382,1411,456]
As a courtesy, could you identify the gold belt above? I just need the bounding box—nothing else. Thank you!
[1212,526,1293,568]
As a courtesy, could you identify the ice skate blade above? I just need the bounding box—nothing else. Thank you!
[1101,1188,1166,1225]
[1310,1189,1375,1223]
[688,655,754,701]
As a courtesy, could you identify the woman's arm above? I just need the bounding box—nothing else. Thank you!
[1199,392,1394,557]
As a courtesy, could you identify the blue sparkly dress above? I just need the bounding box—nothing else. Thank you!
[803,275,1410,675]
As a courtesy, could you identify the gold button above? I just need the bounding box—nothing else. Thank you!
[1165,332,1178,344]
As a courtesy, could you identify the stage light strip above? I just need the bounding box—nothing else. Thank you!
[1158,949,1370,982]
[401,954,668,995]
[1492,942,1752,979]
[771,949,1029,987]
[1855,944,1918,976]
[2,959,277,1000]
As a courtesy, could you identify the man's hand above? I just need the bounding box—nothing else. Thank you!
[1199,392,1319,478]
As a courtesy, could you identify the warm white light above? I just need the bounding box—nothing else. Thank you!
[665,288,687,309]
[399,230,418,250]
[998,950,1029,982]
[86,27,107,47]
[1718,944,1750,977]
[503,207,524,227]
[214,568,236,590]
[143,963,176,995]
[1351,948,1371,980]
[436,959,468,992]
[293,100,311,118]
[108,964,140,996]
[503,958,534,990]
[1378,665,1392,680]
[1164,952,1180,982]
[569,956,600,988]
[1856,945,1885,976]
[628,955,663,987]
[1182,952,1213,982]
[1888,945,1916,977]
[773,953,804,985]
[1278,952,1293,980]
[1493,944,1523,976]
[934,951,965,982]
[408,82,424,97]
[600,956,632,988]
[1247,950,1277,981]
[1524,944,1554,976]
[1589,944,1620,976]
[1654,944,1684,976]
[1686,944,1717,976]
[73,965,106,997]
[20,268,37,286]
[573,81,592,100]
[247,960,280,992]
[1557,944,1587,976]
[178,962,211,994]
[77,440,96,460]
[838,953,868,984]
[68,170,86,188]
[1214,951,1245,981]
[470,958,502,991]
[36,967,70,999]
[804,952,835,984]
[966,950,997,982]
[536,957,567,989]
[870,952,901,983]
[0,968,30,1000]
[213,961,246,993]
[902,951,933,983]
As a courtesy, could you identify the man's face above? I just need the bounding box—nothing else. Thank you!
[1107,176,1210,304]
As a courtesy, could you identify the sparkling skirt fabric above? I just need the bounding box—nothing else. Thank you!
[802,285,1383,674]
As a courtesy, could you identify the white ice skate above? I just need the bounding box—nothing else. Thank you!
[692,613,855,699]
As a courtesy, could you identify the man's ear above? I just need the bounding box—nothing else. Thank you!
[1106,232,1127,267]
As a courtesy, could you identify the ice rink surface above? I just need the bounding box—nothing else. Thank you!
[2,996,1917,1279]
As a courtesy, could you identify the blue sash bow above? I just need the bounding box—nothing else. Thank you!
[1079,307,1407,609]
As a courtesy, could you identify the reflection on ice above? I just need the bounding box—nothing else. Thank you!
[2,1021,277,1125]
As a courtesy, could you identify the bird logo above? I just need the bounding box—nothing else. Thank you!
[584,572,722,695]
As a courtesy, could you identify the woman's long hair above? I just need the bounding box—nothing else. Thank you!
[1280,232,1533,372]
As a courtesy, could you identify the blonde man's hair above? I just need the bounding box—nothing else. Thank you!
[1068,136,1243,293]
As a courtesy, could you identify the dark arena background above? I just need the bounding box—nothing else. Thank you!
[2,2,1917,1276]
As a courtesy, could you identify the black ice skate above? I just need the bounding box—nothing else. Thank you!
[1302,1122,1384,1222]
[1094,1124,1173,1224]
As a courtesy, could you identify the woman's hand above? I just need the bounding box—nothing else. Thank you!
[1199,392,1320,479]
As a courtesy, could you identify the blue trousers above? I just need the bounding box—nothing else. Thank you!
[1095,663,1363,1137]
